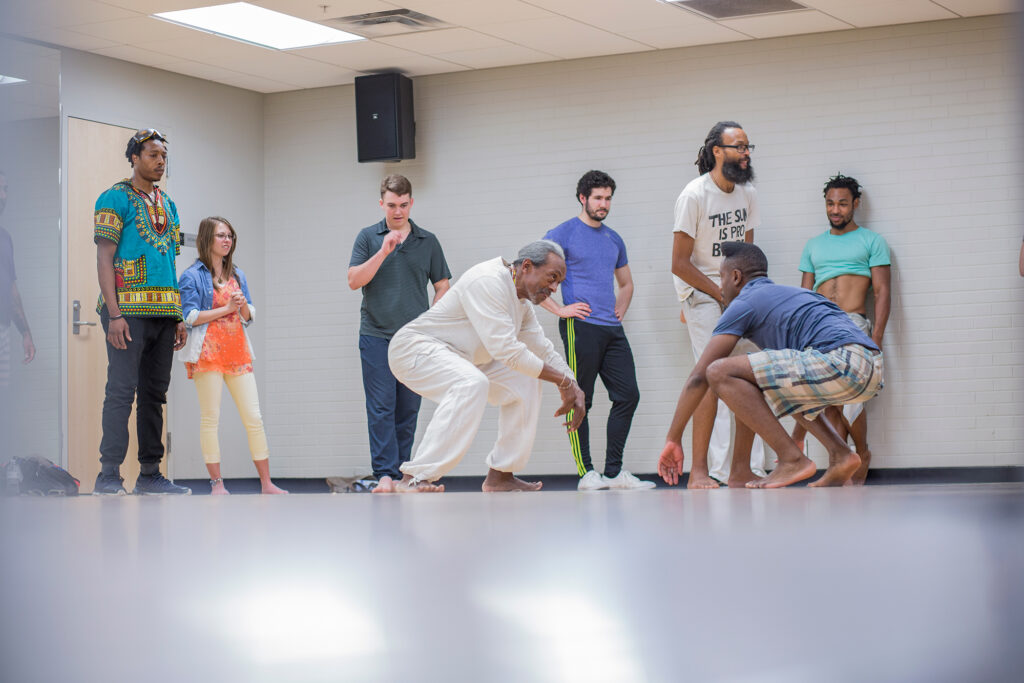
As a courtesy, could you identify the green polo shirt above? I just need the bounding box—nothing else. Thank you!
[349,219,451,339]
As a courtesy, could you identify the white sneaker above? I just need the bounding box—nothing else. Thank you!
[605,470,656,490]
[577,470,608,491]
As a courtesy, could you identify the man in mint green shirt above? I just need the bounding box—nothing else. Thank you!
[794,174,891,484]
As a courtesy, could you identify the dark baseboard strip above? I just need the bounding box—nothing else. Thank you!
[176,466,1023,494]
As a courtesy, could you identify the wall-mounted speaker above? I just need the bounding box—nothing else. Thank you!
[355,73,415,163]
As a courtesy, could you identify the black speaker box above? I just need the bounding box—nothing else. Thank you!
[355,73,415,162]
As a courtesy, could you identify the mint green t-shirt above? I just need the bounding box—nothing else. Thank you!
[799,226,891,290]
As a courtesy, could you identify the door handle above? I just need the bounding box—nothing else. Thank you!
[72,300,97,334]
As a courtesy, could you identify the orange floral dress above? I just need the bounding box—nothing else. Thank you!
[185,278,253,379]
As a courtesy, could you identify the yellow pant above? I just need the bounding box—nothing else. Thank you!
[193,371,269,464]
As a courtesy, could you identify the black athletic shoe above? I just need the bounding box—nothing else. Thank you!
[93,473,127,496]
[133,473,191,496]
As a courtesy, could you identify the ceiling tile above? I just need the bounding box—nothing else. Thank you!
[17,27,121,51]
[98,1,215,14]
[719,10,852,39]
[475,16,654,59]
[619,21,753,49]
[435,44,559,69]
[929,0,1018,16]
[0,0,138,33]
[525,0,707,33]
[153,59,297,92]
[399,0,557,26]
[376,28,512,55]
[801,0,957,26]
[256,0,398,22]
[295,39,468,75]
[90,44,182,67]
[61,15,203,43]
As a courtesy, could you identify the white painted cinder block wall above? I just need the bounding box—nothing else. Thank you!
[263,15,1022,477]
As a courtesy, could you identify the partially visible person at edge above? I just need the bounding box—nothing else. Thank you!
[178,217,287,495]
[671,120,768,488]
[93,129,190,495]
[348,174,451,493]
[790,174,891,485]
[659,242,884,490]
[0,170,35,387]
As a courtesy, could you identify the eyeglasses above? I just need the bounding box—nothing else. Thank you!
[132,128,166,144]
[213,233,234,241]
[718,144,755,153]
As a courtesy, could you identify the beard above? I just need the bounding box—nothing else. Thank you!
[722,159,754,184]
[829,216,852,230]
[585,205,608,223]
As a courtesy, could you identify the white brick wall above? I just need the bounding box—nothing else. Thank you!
[264,15,1022,477]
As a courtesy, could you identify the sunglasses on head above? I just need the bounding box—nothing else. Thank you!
[132,128,166,144]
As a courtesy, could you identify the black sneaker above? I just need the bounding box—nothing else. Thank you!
[93,472,127,496]
[133,473,191,496]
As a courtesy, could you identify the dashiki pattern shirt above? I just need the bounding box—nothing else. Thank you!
[94,178,182,318]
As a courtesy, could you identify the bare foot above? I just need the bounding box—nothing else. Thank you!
[809,451,860,487]
[211,481,230,495]
[396,475,445,493]
[261,482,288,494]
[686,473,720,489]
[727,472,760,488]
[845,448,871,486]
[747,456,816,488]
[482,469,543,492]
[372,475,396,494]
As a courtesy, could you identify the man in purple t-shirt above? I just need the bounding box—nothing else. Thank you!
[542,170,653,491]
[658,242,884,489]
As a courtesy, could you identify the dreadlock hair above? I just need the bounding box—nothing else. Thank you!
[575,170,616,201]
[695,120,743,175]
[721,241,768,280]
[125,131,167,167]
[823,173,862,199]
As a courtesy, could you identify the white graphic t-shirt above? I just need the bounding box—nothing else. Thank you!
[672,173,761,302]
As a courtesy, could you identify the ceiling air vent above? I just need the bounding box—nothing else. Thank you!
[661,0,808,20]
[320,9,451,38]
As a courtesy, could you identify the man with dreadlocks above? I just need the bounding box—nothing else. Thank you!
[790,174,891,485]
[92,129,190,495]
[658,242,884,489]
[671,120,768,488]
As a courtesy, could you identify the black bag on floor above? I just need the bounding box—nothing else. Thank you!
[2,456,80,496]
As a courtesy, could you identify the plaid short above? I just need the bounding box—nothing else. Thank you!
[748,343,884,421]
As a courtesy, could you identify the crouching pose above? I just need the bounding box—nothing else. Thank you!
[387,240,586,492]
[658,242,884,489]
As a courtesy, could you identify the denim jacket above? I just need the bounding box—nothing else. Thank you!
[177,259,256,364]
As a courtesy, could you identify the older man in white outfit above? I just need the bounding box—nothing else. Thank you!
[387,240,586,492]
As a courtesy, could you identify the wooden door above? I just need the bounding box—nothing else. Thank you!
[67,118,169,491]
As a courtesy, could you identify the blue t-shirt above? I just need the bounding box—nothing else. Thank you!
[799,226,890,291]
[713,277,878,353]
[543,217,628,326]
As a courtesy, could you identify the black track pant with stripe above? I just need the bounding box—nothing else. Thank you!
[558,318,640,479]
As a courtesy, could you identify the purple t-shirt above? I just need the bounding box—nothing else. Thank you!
[714,277,878,353]
[544,217,628,326]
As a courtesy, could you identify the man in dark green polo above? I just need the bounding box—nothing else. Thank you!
[348,174,451,493]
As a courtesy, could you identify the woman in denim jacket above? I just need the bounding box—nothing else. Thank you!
[178,216,286,495]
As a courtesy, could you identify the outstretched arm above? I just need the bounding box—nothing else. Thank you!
[658,334,739,485]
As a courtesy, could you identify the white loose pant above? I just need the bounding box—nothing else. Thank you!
[682,290,768,480]
[388,332,543,483]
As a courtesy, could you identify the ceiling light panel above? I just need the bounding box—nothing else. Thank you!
[153,2,365,50]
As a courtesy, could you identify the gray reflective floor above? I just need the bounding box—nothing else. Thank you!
[2,483,1022,682]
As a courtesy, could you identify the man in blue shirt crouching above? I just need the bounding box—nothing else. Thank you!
[658,242,884,489]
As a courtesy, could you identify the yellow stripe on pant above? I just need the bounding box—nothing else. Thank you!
[566,319,586,477]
